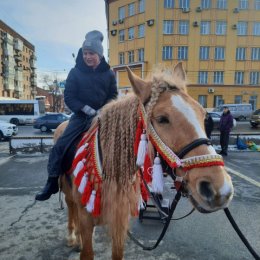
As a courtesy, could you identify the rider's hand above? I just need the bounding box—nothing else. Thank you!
[81,105,97,116]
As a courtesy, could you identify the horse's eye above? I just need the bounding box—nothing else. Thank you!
[156,116,169,124]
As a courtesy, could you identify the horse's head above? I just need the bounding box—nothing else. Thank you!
[127,63,233,213]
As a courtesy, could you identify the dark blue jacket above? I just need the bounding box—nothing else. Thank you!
[64,49,118,115]
[219,111,233,133]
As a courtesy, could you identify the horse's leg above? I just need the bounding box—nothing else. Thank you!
[77,207,94,260]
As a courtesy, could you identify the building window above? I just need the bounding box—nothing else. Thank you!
[198,95,207,108]
[200,21,211,35]
[217,0,227,9]
[198,71,208,84]
[200,46,210,60]
[119,30,125,42]
[118,6,125,20]
[139,0,145,13]
[164,0,174,8]
[214,95,224,107]
[163,20,174,34]
[138,24,145,38]
[239,0,249,9]
[234,95,243,103]
[179,20,189,35]
[128,50,134,63]
[237,22,248,35]
[214,71,224,84]
[236,47,246,60]
[179,0,190,8]
[251,48,260,60]
[119,52,125,65]
[250,72,259,85]
[235,71,244,85]
[138,48,145,62]
[162,46,173,60]
[255,0,260,10]
[214,47,225,60]
[253,22,260,36]
[128,3,135,16]
[201,0,211,9]
[178,46,188,60]
[215,21,227,35]
[128,27,134,40]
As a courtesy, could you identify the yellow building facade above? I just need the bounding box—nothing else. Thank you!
[105,0,260,110]
[0,20,37,100]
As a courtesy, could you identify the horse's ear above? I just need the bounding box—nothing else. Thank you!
[173,62,186,81]
[126,66,151,103]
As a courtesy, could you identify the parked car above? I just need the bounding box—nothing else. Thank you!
[0,120,18,141]
[33,113,70,132]
[213,103,252,121]
[208,112,237,129]
[250,109,260,128]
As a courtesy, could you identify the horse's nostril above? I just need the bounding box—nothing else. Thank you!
[199,181,213,200]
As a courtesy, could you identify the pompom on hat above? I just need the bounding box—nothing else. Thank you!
[82,30,104,57]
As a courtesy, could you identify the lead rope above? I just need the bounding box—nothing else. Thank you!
[224,208,260,260]
[127,184,183,250]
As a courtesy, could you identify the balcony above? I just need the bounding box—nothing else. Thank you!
[14,38,23,52]
[30,76,37,86]
[3,79,15,90]
[14,54,23,62]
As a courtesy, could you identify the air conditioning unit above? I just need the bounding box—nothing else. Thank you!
[112,20,117,26]
[118,18,124,24]
[232,24,237,30]
[110,30,117,36]
[193,21,199,27]
[147,19,155,26]
[196,6,202,12]
[182,8,190,13]
[208,88,215,93]
[233,8,239,13]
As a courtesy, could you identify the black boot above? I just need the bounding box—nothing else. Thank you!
[35,177,59,201]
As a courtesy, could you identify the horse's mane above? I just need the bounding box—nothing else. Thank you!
[99,94,139,184]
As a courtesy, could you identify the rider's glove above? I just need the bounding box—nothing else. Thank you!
[81,105,97,116]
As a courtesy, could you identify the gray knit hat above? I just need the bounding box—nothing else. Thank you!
[82,30,104,57]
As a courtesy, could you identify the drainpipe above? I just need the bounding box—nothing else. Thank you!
[155,0,159,63]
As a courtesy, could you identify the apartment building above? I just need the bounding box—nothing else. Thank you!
[0,20,37,100]
[105,0,260,109]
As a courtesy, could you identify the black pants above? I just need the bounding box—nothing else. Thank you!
[47,113,92,178]
[220,131,230,154]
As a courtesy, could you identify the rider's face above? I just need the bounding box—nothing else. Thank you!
[82,50,100,69]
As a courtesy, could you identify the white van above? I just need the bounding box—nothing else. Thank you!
[213,103,252,121]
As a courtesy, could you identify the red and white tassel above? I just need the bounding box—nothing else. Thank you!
[152,155,164,194]
[78,173,88,194]
[138,194,145,211]
[73,159,86,177]
[86,190,96,213]
[136,131,148,167]
[75,143,88,158]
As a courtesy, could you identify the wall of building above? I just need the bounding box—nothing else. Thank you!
[0,20,37,100]
[106,0,260,109]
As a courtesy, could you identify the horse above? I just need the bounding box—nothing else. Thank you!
[55,62,234,260]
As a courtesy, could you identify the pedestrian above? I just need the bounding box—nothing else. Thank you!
[218,106,234,156]
[204,112,214,139]
[35,30,118,201]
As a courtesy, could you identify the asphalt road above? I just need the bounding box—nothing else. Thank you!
[0,145,259,260]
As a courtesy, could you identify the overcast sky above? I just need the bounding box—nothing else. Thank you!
[0,0,108,84]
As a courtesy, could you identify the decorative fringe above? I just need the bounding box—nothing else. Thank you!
[72,144,88,169]
[152,155,164,194]
[136,131,148,167]
[81,182,92,205]
[143,153,152,183]
[78,173,88,194]
[134,119,143,156]
[73,159,86,177]
[86,190,96,213]
[92,189,101,217]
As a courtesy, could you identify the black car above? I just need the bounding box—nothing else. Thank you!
[33,113,70,132]
[208,112,221,129]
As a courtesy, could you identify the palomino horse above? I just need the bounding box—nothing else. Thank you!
[56,63,234,260]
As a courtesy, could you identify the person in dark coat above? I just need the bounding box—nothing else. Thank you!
[218,106,234,156]
[204,112,214,139]
[35,30,118,201]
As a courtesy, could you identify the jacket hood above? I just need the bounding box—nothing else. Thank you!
[75,48,110,73]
